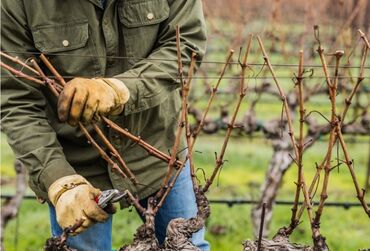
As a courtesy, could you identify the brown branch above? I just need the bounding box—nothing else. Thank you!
[79,122,128,178]
[286,51,307,234]
[154,27,196,209]
[102,116,183,167]
[0,61,44,85]
[92,124,138,184]
[202,35,252,193]
[297,30,370,223]
[122,190,146,215]
[366,137,370,191]
[158,26,188,196]
[341,43,368,122]
[358,29,370,48]
[39,54,66,86]
[189,49,234,147]
[185,54,199,187]
[312,50,343,241]
[336,128,370,217]
[257,37,317,242]
[30,59,59,97]
[0,51,40,76]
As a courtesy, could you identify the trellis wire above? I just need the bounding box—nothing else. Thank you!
[1,75,369,80]
[2,50,370,69]
[0,195,368,210]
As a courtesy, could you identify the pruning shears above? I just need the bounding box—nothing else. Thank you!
[95,189,127,209]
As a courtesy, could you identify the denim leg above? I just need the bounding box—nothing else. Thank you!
[154,162,210,251]
[48,204,113,251]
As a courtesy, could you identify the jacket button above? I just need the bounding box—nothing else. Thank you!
[62,40,70,47]
[147,12,154,20]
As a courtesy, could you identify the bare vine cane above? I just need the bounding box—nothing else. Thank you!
[147,32,237,250]
[155,34,249,209]
[124,27,235,251]
[101,117,183,168]
[0,51,40,76]
[312,48,343,236]
[0,60,44,85]
[332,33,369,219]
[296,28,370,224]
[157,35,252,250]
[119,26,201,251]
[39,54,66,86]
[184,52,198,188]
[288,51,306,233]
[256,36,320,246]
[341,30,369,122]
[358,29,370,49]
[30,60,60,98]
[274,50,311,237]
[154,26,197,207]
[188,49,234,186]
[311,27,370,247]
[160,49,206,247]
[158,27,212,251]
[202,34,253,193]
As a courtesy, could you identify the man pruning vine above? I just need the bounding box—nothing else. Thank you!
[1,0,209,250]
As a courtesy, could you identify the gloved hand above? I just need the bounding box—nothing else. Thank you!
[48,174,109,234]
[58,78,130,126]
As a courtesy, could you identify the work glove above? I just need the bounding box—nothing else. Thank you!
[48,174,109,234]
[58,78,130,126]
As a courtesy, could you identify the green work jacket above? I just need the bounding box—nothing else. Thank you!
[1,0,206,202]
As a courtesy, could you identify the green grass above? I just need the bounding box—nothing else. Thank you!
[2,134,369,250]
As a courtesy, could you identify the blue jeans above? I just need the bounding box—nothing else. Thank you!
[49,162,210,251]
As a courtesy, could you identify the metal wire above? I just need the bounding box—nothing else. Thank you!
[208,199,370,210]
[2,50,370,69]
[1,75,369,80]
[1,194,367,210]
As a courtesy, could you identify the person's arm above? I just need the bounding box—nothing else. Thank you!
[57,0,206,124]
[2,2,109,232]
[115,0,207,115]
[1,0,76,192]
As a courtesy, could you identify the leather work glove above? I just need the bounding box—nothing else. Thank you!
[48,174,110,234]
[58,78,130,126]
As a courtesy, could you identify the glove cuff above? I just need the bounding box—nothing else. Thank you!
[48,174,89,206]
[100,78,130,115]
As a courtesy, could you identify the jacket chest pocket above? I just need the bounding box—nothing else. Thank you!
[118,0,170,66]
[32,20,100,79]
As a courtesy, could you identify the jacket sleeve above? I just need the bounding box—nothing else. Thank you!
[1,0,76,192]
[115,0,207,115]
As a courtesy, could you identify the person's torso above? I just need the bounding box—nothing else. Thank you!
[21,0,180,199]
